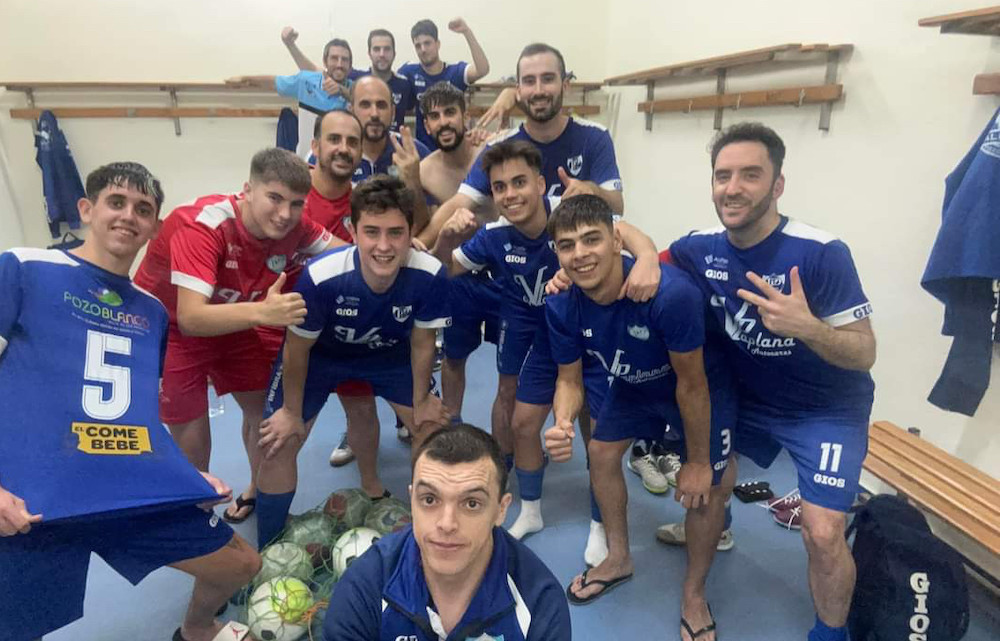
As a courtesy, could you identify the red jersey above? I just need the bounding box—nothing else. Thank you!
[303,185,352,242]
[134,193,331,326]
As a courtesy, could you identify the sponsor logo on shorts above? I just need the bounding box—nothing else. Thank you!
[713,460,728,471]
[266,254,287,274]
[567,154,584,176]
[209,514,220,528]
[393,305,412,322]
[72,422,153,455]
[909,572,931,640]
[705,268,729,281]
[813,473,846,488]
[627,324,650,340]
[336,307,358,317]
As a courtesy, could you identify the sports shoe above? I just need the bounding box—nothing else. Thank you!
[627,444,670,494]
[329,433,355,467]
[773,505,802,530]
[655,521,735,551]
[655,450,681,488]
[765,488,801,513]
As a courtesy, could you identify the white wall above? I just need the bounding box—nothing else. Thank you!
[603,0,1000,479]
[0,0,995,476]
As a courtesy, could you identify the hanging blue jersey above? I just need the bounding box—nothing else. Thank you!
[352,130,432,186]
[669,217,875,418]
[34,111,83,238]
[324,525,571,641]
[454,217,558,327]
[0,249,218,523]
[291,246,451,365]
[398,61,469,150]
[459,118,623,212]
[546,257,714,397]
[348,68,413,131]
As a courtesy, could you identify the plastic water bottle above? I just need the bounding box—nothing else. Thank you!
[207,380,225,418]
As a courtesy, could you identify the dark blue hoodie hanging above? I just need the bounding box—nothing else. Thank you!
[34,110,84,238]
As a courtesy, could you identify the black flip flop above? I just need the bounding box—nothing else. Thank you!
[371,489,392,501]
[681,603,717,640]
[566,568,633,605]
[221,494,256,524]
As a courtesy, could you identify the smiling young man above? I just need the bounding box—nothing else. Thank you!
[0,162,260,641]
[542,195,736,640]
[668,123,876,641]
[254,175,451,549]
[323,423,570,641]
[133,148,342,524]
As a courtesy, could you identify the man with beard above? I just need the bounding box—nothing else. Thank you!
[667,123,876,641]
[400,18,490,151]
[281,26,411,132]
[227,39,354,161]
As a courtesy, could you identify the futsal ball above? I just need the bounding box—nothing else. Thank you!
[247,577,313,641]
[257,542,314,586]
[323,488,373,530]
[363,497,412,535]
[332,527,381,578]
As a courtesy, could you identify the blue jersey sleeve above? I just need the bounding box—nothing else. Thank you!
[290,265,328,340]
[0,252,23,350]
[323,547,383,640]
[415,264,452,329]
[274,72,303,98]
[448,61,470,90]
[667,235,700,277]
[454,227,492,271]
[526,581,573,641]
[545,293,583,365]
[654,270,706,353]
[807,241,872,327]
[589,129,623,191]
[458,149,491,203]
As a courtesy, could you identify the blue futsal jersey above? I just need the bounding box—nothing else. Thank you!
[0,249,218,523]
[454,217,558,327]
[398,61,469,150]
[347,68,412,131]
[352,130,432,186]
[459,118,623,211]
[546,257,708,398]
[669,217,875,418]
[290,246,451,364]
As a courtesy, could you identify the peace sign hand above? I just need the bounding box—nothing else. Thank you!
[736,266,821,340]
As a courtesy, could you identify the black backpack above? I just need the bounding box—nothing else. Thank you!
[847,494,970,641]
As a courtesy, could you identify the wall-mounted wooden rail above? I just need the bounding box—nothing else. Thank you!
[605,43,852,132]
[919,7,1000,95]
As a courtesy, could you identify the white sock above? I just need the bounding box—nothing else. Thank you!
[508,499,544,539]
[584,519,608,567]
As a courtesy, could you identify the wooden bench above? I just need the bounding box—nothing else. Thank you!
[862,420,1000,557]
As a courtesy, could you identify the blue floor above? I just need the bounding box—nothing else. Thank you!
[51,344,1000,640]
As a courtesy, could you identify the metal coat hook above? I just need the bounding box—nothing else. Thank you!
[797,88,806,107]
[734,94,742,110]
[686,99,693,113]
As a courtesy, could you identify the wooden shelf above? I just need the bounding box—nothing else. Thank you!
[0,81,273,93]
[919,6,1000,35]
[10,107,286,119]
[606,43,850,132]
[973,72,1000,94]
[469,81,603,92]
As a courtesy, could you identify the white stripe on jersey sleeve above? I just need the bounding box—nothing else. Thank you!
[302,230,333,256]
[599,178,623,191]
[484,217,512,231]
[9,247,80,266]
[506,574,532,637]
[194,199,237,229]
[822,302,873,327]
[171,271,214,298]
[405,250,444,275]
[289,325,322,339]
[572,116,609,132]
[0,335,8,357]
[415,316,451,329]
[458,183,489,204]
[781,219,837,244]
[308,247,356,285]
[453,247,485,272]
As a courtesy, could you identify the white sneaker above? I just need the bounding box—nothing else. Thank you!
[655,451,682,488]
[627,449,670,495]
[655,522,735,551]
[329,433,355,467]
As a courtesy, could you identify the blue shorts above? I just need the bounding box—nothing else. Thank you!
[498,316,541,376]
[515,329,609,415]
[442,271,501,360]
[736,402,869,512]
[265,351,413,421]
[595,382,737,484]
[0,505,233,641]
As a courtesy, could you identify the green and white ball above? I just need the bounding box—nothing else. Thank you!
[247,577,313,641]
[282,511,337,565]
[363,497,412,535]
[323,488,374,530]
[257,542,314,586]
[332,527,381,578]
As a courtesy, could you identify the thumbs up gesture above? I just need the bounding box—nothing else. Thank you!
[257,272,308,327]
[322,70,342,96]
[736,266,819,340]
[543,417,576,463]
[556,166,601,201]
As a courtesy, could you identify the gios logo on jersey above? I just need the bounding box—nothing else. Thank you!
[63,288,151,331]
[704,268,729,281]
[72,422,153,455]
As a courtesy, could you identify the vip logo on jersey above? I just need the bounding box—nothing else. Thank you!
[393,305,412,322]
[334,325,396,349]
[713,297,796,355]
[266,254,287,273]
[567,155,584,176]
[89,287,123,307]
[513,267,549,307]
[627,324,650,340]
[762,272,786,290]
[587,348,631,377]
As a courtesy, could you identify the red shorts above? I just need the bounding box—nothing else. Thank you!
[159,326,283,424]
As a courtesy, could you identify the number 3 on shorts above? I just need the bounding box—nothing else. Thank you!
[720,428,732,458]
